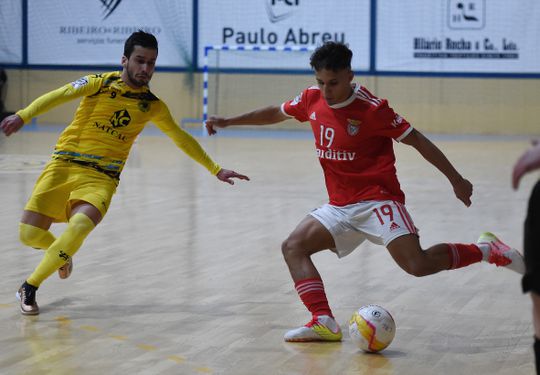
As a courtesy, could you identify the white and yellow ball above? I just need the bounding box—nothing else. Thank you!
[348,304,396,353]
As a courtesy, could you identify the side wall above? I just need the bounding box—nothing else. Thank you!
[3,69,539,135]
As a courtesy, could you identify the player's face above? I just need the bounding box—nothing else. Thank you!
[315,68,354,106]
[121,46,157,88]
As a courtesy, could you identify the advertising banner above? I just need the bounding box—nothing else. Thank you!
[0,0,23,64]
[27,0,193,67]
[376,0,540,73]
[198,0,371,70]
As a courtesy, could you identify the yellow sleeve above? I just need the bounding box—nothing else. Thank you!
[16,75,101,124]
[152,102,221,175]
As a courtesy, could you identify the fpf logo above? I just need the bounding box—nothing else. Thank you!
[99,0,123,20]
[265,0,300,23]
[109,109,131,128]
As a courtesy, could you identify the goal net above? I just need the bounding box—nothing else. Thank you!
[203,45,316,130]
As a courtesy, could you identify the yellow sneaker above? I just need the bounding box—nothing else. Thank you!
[284,315,342,342]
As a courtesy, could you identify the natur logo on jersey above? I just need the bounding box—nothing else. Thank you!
[93,109,131,142]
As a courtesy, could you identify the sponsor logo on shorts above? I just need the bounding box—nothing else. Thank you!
[389,222,401,231]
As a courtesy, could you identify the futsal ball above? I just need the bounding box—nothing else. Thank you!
[348,304,396,353]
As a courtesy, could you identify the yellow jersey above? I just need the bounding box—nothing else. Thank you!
[17,71,220,179]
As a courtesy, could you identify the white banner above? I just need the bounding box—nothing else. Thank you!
[376,0,540,73]
[28,0,193,67]
[0,0,23,64]
[198,0,371,70]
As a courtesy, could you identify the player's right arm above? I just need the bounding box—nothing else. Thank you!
[205,105,288,135]
[0,75,101,136]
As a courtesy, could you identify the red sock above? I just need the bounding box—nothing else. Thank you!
[295,278,333,318]
[446,243,483,269]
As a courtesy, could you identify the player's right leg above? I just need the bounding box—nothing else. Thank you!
[281,215,342,342]
[19,211,74,278]
[19,211,55,250]
[16,161,112,315]
[17,211,55,315]
[18,204,100,315]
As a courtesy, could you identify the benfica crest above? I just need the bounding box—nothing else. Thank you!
[347,119,361,136]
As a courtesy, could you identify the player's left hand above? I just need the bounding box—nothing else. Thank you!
[452,177,473,207]
[216,168,250,185]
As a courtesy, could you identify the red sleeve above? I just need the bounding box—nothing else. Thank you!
[370,99,413,141]
[281,89,310,122]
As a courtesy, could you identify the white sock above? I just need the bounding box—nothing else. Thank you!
[476,243,490,261]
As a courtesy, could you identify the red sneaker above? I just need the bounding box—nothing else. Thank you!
[477,232,524,274]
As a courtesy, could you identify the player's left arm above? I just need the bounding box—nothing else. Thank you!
[152,103,249,185]
[401,128,473,207]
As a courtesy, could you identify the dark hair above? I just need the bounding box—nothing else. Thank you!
[124,30,158,58]
[310,42,352,72]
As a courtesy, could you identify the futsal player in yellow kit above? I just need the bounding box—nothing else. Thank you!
[0,31,249,315]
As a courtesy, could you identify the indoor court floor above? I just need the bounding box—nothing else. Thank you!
[0,127,535,374]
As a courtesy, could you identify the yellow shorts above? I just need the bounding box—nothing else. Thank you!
[24,159,118,223]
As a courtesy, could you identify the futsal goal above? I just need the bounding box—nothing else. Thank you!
[202,45,317,130]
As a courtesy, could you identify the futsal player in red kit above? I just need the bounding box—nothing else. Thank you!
[205,42,524,342]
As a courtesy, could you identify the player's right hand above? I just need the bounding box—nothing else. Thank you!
[205,116,228,136]
[452,177,473,207]
[0,114,24,136]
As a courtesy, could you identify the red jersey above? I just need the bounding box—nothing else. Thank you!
[281,84,413,206]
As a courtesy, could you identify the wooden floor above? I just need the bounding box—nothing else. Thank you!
[0,128,536,374]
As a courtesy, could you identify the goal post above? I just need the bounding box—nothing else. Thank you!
[202,44,317,131]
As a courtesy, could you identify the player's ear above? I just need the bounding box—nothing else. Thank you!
[121,55,128,67]
[348,69,354,81]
